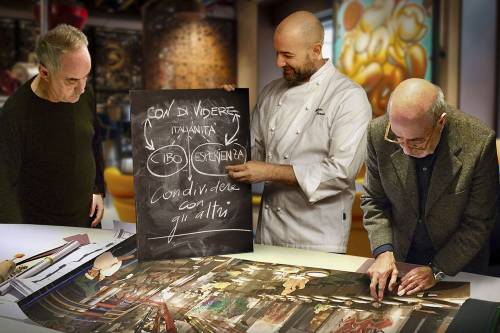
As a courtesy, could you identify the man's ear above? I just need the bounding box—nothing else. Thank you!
[311,43,323,59]
[38,64,49,81]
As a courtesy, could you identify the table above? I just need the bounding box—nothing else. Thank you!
[1,223,500,331]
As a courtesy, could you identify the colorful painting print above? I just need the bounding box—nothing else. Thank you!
[334,0,434,116]
[19,237,468,332]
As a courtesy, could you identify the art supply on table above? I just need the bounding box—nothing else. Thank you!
[33,240,118,284]
[17,240,80,279]
[15,233,90,266]
[15,244,65,266]
[0,240,80,295]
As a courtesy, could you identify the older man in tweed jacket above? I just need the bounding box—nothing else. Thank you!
[362,78,498,301]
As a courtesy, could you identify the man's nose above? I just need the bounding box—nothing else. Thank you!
[276,54,286,68]
[77,79,86,94]
[400,141,411,150]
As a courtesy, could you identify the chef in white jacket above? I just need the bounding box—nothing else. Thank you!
[226,10,371,253]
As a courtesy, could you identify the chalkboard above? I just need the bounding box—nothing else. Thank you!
[130,89,253,260]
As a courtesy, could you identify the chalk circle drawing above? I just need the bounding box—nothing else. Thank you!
[191,142,247,177]
[146,144,188,178]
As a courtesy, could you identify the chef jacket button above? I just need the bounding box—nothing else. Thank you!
[305,106,310,110]
[265,205,269,209]
[270,127,275,132]
[296,129,301,134]
[284,154,289,159]
[277,207,281,212]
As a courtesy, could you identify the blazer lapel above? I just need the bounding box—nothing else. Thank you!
[425,126,462,215]
[391,149,419,214]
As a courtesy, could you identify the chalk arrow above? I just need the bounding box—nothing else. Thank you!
[224,114,240,146]
[187,133,192,181]
[144,118,155,150]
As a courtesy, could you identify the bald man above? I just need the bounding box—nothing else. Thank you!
[226,11,371,253]
[362,78,498,300]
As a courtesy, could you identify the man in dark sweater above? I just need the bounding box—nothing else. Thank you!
[362,78,498,300]
[0,24,105,227]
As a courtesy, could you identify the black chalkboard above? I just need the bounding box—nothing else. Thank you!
[130,89,253,260]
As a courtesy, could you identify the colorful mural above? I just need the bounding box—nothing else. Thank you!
[334,0,434,116]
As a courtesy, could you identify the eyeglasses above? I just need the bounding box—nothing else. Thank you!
[384,122,435,151]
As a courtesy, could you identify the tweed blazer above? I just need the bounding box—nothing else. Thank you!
[361,108,498,275]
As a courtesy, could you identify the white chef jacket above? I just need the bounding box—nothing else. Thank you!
[252,60,371,252]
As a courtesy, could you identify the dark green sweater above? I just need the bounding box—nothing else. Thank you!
[0,78,105,227]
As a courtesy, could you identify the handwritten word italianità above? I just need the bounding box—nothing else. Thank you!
[171,125,216,136]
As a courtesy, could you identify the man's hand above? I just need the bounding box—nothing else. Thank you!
[90,194,104,227]
[397,266,436,296]
[367,251,398,301]
[221,84,236,91]
[226,161,270,183]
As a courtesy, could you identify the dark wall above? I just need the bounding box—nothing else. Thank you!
[459,0,498,129]
[259,0,332,25]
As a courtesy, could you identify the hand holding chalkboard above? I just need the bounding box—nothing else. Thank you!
[130,89,253,260]
[221,84,236,92]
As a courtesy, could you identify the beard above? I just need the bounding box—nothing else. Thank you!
[282,58,317,86]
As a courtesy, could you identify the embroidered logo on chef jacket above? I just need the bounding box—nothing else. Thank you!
[314,107,325,116]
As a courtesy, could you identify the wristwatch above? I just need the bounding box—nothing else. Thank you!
[429,262,446,282]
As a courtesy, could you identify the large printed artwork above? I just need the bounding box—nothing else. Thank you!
[334,0,434,116]
[143,1,236,90]
[19,236,469,332]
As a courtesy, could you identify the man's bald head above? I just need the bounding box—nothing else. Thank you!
[273,11,326,84]
[275,11,324,48]
[387,78,447,158]
[388,78,445,124]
